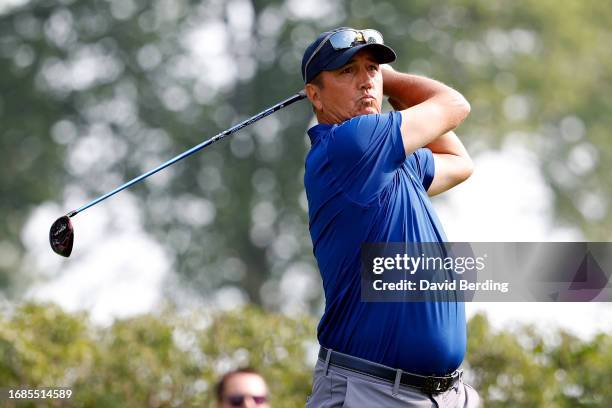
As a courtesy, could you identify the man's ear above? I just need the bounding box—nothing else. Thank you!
[305,83,323,111]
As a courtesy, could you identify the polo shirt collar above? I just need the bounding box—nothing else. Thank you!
[308,123,334,145]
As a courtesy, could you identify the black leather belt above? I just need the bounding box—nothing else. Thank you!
[318,347,462,395]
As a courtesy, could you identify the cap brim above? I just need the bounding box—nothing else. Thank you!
[323,43,397,72]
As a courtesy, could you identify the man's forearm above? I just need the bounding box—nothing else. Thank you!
[382,65,466,110]
[426,131,469,158]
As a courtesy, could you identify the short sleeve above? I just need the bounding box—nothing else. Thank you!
[406,148,435,191]
[326,112,406,203]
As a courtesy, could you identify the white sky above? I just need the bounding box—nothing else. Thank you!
[0,0,28,15]
[23,191,170,325]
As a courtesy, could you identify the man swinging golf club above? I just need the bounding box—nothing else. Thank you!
[302,27,480,407]
[47,24,477,407]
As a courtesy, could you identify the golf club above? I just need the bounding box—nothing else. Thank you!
[50,90,307,257]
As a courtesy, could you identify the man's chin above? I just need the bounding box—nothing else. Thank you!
[359,107,379,115]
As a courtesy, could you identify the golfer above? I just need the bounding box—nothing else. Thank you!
[302,27,480,407]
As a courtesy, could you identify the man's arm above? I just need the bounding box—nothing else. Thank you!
[382,65,473,196]
[425,132,473,196]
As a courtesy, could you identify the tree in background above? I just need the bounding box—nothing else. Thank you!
[1,0,611,306]
[0,303,316,407]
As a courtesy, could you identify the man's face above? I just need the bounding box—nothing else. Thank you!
[218,373,270,408]
[307,49,383,124]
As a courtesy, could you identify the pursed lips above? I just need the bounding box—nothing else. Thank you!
[359,95,376,103]
[357,95,379,114]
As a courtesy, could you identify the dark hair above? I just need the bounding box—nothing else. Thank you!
[215,367,263,402]
[309,73,324,88]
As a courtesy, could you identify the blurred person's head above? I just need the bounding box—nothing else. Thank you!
[215,368,270,408]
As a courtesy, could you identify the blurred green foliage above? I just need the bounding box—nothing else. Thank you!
[467,313,612,407]
[0,303,611,407]
[1,0,611,304]
[0,303,316,407]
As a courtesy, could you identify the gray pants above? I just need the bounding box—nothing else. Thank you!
[306,357,481,407]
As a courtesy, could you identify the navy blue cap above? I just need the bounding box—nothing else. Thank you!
[301,27,397,83]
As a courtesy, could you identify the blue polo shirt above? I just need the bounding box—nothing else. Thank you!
[304,111,466,376]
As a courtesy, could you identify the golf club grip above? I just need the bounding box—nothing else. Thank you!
[70,91,307,217]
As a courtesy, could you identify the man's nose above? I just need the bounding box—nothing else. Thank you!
[242,397,256,408]
[358,67,373,89]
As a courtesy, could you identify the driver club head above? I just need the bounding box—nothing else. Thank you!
[49,215,74,257]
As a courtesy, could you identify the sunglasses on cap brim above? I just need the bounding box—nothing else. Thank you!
[303,29,385,81]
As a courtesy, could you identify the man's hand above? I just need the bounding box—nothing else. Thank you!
[383,65,411,111]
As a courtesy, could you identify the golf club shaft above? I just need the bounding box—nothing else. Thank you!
[67,91,307,217]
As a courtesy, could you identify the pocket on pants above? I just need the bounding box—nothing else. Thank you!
[342,375,428,408]
[307,370,348,408]
[306,373,328,404]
